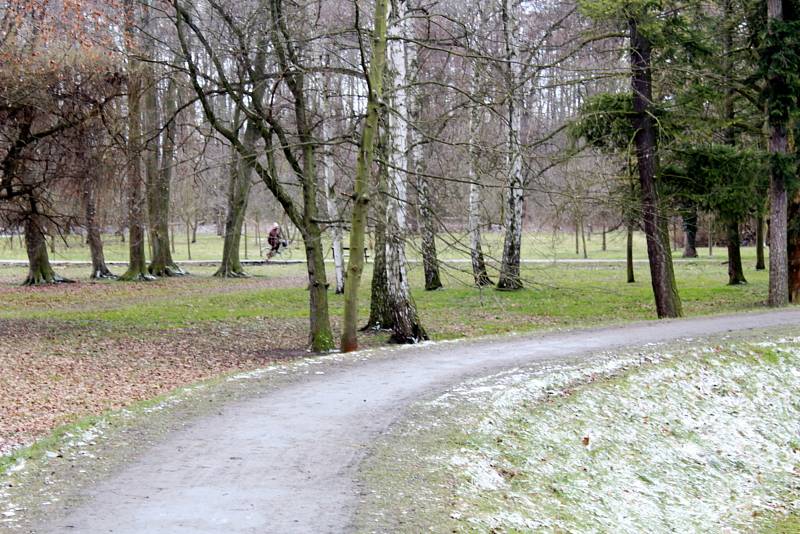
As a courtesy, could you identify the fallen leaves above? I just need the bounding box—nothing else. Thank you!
[0,274,315,456]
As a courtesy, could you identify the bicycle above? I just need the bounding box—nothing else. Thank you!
[263,239,293,262]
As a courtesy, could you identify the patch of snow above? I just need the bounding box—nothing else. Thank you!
[427,339,800,532]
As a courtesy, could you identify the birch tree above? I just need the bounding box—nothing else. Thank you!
[384,0,427,343]
[496,0,524,290]
[407,28,442,291]
[320,67,345,294]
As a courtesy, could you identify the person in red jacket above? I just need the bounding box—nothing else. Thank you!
[266,222,283,259]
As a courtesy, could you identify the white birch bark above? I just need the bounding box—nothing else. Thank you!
[319,68,345,294]
[497,0,524,290]
[468,58,492,286]
[407,28,441,290]
[385,0,427,342]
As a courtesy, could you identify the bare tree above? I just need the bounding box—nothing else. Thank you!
[383,0,427,343]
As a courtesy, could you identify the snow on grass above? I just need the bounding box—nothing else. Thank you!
[435,340,800,532]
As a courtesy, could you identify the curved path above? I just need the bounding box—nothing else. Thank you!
[39,310,800,533]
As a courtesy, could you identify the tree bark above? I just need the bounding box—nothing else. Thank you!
[721,7,745,287]
[383,0,428,343]
[580,217,587,259]
[575,219,580,255]
[83,173,114,279]
[363,132,394,332]
[756,213,766,270]
[767,0,789,306]
[768,133,789,305]
[788,193,800,301]
[602,224,607,252]
[186,221,192,260]
[22,198,72,285]
[629,17,682,317]
[320,70,345,295]
[682,208,698,258]
[417,171,442,290]
[119,54,153,281]
[340,55,382,346]
[214,106,253,278]
[467,61,492,287]
[407,38,442,292]
[708,214,714,256]
[497,0,524,291]
[726,220,747,285]
[626,221,635,283]
[146,69,183,277]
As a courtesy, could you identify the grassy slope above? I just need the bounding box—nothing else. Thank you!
[356,333,800,533]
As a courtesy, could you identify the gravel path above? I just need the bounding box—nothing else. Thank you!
[37,309,800,533]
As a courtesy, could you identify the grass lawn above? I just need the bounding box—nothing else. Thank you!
[0,248,773,459]
[0,229,764,263]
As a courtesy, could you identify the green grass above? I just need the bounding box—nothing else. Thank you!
[760,512,800,533]
[0,229,764,262]
[0,259,770,338]
[0,414,103,476]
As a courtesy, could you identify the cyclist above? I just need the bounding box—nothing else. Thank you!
[266,222,284,259]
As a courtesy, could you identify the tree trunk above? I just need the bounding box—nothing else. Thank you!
[408,39,442,292]
[417,172,442,290]
[363,134,394,332]
[766,0,790,306]
[382,0,427,343]
[629,17,682,317]
[756,213,766,270]
[682,208,698,258]
[468,179,492,287]
[303,221,334,351]
[708,214,714,256]
[175,0,334,352]
[83,174,114,279]
[23,200,72,286]
[340,63,381,347]
[214,108,254,278]
[574,219,580,255]
[186,221,192,260]
[580,218,587,259]
[497,0,524,291]
[467,61,492,287]
[320,72,346,295]
[147,70,183,277]
[118,55,153,282]
[726,220,747,285]
[788,194,800,301]
[721,8,745,287]
[626,221,635,283]
[243,221,248,259]
[284,54,335,352]
[602,224,607,252]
